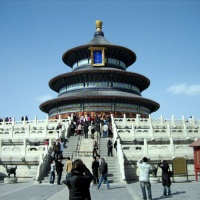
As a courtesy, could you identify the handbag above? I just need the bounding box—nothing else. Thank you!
[168,165,173,177]
[168,170,173,177]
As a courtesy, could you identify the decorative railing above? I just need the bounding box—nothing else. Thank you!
[111,115,126,181]
[35,146,52,183]
[71,150,93,161]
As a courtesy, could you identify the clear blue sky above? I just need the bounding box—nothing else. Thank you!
[0,0,200,121]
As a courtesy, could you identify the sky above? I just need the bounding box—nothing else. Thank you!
[0,0,200,121]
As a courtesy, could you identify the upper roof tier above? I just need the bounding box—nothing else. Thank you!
[62,20,136,68]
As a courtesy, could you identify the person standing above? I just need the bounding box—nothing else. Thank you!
[70,121,76,136]
[103,122,108,138]
[56,159,64,185]
[95,121,101,138]
[66,157,73,177]
[91,156,99,185]
[158,160,171,197]
[59,138,64,159]
[56,123,62,131]
[96,155,103,168]
[83,121,89,138]
[137,157,152,200]
[93,139,98,157]
[49,160,56,185]
[107,137,113,156]
[25,115,28,123]
[77,123,82,135]
[73,113,77,124]
[91,122,95,139]
[114,140,117,153]
[53,139,60,161]
[97,158,110,190]
[63,159,93,200]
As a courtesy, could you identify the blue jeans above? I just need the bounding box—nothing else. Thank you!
[163,186,171,195]
[66,173,71,178]
[57,171,62,184]
[140,181,152,200]
[97,173,110,189]
[103,131,108,138]
[50,171,55,184]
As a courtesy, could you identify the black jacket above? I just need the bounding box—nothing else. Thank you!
[158,161,171,186]
[64,167,93,200]
[91,160,99,173]
[56,161,64,172]
[107,140,113,149]
[99,161,108,174]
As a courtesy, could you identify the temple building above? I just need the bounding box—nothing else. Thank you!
[39,20,160,119]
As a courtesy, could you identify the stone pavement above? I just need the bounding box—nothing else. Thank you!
[0,179,200,200]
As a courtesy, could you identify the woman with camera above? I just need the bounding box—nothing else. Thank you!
[158,160,171,197]
[63,159,93,200]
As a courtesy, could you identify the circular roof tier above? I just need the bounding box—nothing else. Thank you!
[39,95,160,114]
[49,69,150,93]
[62,20,136,68]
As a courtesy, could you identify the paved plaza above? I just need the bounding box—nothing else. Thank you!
[0,178,200,200]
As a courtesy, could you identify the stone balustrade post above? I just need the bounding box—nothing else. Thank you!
[183,124,188,137]
[24,139,27,156]
[116,138,125,181]
[34,116,37,126]
[0,139,2,156]
[49,139,52,149]
[11,125,14,139]
[58,115,61,123]
[149,124,153,137]
[27,124,30,138]
[167,124,171,137]
[148,114,152,125]
[144,138,148,156]
[45,125,47,138]
[182,115,186,124]
[192,116,195,126]
[123,113,126,124]
[136,114,140,126]
[170,137,175,155]
[46,115,49,126]
[160,115,164,125]
[131,124,135,137]
[172,115,175,126]
[12,117,15,126]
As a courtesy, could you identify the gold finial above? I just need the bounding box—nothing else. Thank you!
[96,20,103,31]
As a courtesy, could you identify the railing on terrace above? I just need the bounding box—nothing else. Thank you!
[0,116,70,126]
[71,150,93,161]
[113,114,200,127]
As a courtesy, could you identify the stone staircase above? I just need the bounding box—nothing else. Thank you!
[41,135,80,183]
[99,137,121,183]
[73,134,98,170]
[41,134,121,184]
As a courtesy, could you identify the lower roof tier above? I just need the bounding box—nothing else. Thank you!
[39,95,160,118]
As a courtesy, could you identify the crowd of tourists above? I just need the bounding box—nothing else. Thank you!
[0,116,29,123]
[0,117,12,122]
[47,113,173,199]
[49,155,110,199]
[50,144,172,199]
[66,113,113,139]
[49,141,172,200]
[47,113,116,199]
